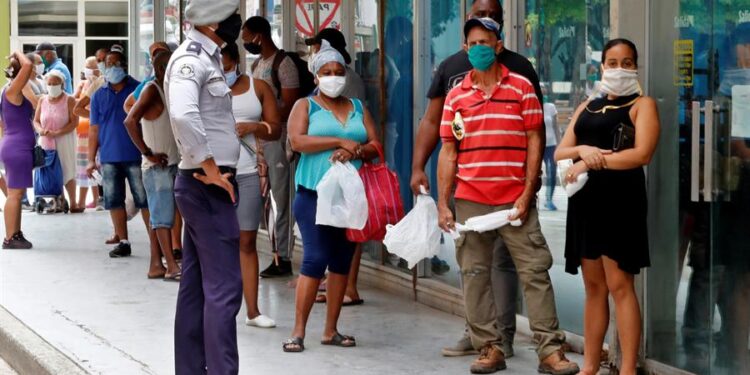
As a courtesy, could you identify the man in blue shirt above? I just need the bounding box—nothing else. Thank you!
[86,45,158,269]
[35,42,73,94]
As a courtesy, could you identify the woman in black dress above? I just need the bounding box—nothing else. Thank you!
[554,39,660,375]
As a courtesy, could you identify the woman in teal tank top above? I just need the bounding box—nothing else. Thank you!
[282,41,379,353]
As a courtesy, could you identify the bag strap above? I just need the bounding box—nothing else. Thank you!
[368,140,385,165]
[270,50,285,99]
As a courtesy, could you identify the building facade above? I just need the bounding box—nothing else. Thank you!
[4,0,750,374]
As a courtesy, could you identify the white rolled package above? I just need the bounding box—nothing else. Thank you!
[449,208,523,239]
[557,159,589,197]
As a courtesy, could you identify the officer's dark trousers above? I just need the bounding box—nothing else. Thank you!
[174,174,242,375]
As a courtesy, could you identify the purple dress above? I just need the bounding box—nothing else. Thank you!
[0,89,35,189]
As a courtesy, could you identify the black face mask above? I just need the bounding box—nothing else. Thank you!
[215,13,243,45]
[243,41,261,55]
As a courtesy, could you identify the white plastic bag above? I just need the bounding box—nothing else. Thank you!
[557,159,589,197]
[383,193,442,269]
[315,161,368,229]
[125,180,139,221]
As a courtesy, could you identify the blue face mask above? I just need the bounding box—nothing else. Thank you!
[225,70,239,87]
[104,66,126,84]
[468,45,497,71]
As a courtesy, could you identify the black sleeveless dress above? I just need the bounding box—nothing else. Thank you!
[564,94,650,275]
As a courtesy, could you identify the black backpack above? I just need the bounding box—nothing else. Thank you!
[252,50,316,99]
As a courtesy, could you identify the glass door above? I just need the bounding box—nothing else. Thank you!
[648,1,750,374]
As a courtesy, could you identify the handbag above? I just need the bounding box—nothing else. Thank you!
[346,142,405,243]
[33,145,46,168]
[612,122,636,151]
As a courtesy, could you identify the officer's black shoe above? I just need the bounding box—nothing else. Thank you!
[260,260,292,278]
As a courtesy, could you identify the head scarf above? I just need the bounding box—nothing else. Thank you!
[309,40,345,75]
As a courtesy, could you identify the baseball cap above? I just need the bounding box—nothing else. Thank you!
[185,0,239,26]
[463,17,502,39]
[35,42,56,53]
[305,28,351,64]
[110,44,125,54]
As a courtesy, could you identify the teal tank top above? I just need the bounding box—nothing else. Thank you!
[295,97,369,191]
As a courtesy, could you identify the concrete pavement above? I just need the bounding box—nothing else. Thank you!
[0,207,583,375]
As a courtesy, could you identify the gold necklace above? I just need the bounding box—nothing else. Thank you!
[585,96,640,114]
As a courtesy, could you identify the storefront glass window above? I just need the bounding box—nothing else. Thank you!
[135,0,155,80]
[418,0,462,287]
[165,0,181,45]
[17,0,78,37]
[267,0,283,48]
[352,0,382,264]
[85,0,129,37]
[522,0,610,335]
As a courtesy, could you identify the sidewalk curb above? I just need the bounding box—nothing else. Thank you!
[0,305,88,375]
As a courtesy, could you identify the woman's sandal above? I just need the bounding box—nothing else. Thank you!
[321,332,356,347]
[282,337,305,353]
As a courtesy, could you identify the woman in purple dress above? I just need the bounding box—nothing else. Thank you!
[1,51,35,249]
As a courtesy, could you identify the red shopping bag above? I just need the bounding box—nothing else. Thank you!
[346,142,405,242]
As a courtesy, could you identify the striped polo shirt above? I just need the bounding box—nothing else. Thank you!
[440,64,543,206]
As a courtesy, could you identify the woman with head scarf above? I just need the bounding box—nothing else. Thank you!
[33,70,81,212]
[1,51,35,248]
[281,41,381,353]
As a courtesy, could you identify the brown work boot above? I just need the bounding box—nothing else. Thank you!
[470,345,506,374]
[538,350,580,375]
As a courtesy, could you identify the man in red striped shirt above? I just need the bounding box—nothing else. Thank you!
[437,18,579,375]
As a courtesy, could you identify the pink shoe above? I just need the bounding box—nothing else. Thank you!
[86,202,96,209]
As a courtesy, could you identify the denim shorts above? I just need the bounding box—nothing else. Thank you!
[143,165,177,229]
[101,162,148,210]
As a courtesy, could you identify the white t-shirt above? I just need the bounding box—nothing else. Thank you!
[544,102,559,147]
[232,76,262,175]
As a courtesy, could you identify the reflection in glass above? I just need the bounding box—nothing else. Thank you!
[136,0,155,80]
[85,0,129,37]
[18,0,77,37]
[523,0,610,335]
[166,0,181,45]
[419,0,462,287]
[352,0,382,264]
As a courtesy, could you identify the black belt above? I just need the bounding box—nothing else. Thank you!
[178,166,237,177]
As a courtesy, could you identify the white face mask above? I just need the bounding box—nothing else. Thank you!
[598,67,641,97]
[35,64,45,76]
[317,75,346,98]
[84,68,96,80]
[48,84,63,98]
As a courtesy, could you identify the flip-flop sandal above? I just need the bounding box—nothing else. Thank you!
[315,294,327,303]
[282,337,305,353]
[164,272,181,282]
[342,298,364,307]
[321,333,356,347]
[147,272,166,279]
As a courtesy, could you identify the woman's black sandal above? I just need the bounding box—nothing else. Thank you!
[282,337,305,353]
[321,333,356,347]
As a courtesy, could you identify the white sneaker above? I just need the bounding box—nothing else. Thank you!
[245,315,276,328]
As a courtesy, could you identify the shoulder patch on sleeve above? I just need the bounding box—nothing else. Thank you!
[178,63,195,79]
[186,42,202,55]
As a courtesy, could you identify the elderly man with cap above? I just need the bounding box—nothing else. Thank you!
[437,18,579,374]
[35,42,73,94]
[305,28,365,102]
[164,0,244,373]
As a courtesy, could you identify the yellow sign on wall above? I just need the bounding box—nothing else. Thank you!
[674,40,694,87]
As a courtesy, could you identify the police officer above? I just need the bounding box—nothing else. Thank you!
[164,0,244,373]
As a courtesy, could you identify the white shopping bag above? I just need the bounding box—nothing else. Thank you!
[383,193,442,269]
[315,161,368,229]
[124,180,139,221]
[557,159,589,197]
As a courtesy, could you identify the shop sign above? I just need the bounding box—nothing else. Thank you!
[557,25,575,38]
[674,40,694,87]
[295,0,342,37]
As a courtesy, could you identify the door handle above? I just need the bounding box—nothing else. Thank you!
[691,101,701,202]
[704,100,714,202]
